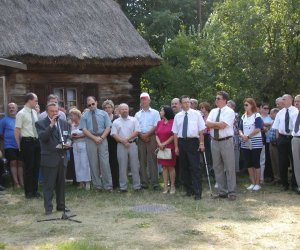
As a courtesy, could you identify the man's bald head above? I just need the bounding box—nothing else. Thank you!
[7,102,18,117]
[282,94,293,108]
[171,98,181,114]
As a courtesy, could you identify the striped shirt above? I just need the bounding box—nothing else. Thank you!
[239,113,263,149]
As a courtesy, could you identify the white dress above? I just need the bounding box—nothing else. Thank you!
[71,124,91,182]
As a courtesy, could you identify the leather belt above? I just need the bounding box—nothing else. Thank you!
[21,137,39,142]
[129,139,137,143]
[179,137,198,141]
[212,136,232,141]
[279,134,293,139]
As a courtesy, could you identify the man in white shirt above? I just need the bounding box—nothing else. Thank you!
[206,91,236,201]
[172,95,205,200]
[111,103,141,192]
[291,95,300,194]
[135,93,160,190]
[272,94,298,191]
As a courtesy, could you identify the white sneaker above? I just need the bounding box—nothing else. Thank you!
[85,182,91,190]
[214,183,218,189]
[253,185,261,191]
[247,184,255,190]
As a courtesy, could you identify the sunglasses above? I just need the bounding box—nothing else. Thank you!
[88,103,96,107]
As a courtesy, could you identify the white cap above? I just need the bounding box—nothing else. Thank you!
[140,92,150,99]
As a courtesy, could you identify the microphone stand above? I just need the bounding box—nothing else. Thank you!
[37,118,81,223]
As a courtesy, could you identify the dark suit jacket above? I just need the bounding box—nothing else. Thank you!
[35,117,70,168]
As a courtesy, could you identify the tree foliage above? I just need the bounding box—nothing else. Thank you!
[118,0,300,110]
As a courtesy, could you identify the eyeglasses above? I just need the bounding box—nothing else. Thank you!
[88,103,96,107]
[244,104,249,107]
[263,107,269,110]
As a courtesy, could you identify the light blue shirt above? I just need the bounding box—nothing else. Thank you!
[261,115,273,143]
[79,109,111,134]
[134,108,160,134]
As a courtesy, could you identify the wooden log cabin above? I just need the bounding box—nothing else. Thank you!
[0,0,161,116]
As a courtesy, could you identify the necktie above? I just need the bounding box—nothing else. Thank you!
[92,111,98,133]
[182,112,188,138]
[294,111,300,133]
[31,110,38,138]
[285,108,290,134]
[214,108,221,139]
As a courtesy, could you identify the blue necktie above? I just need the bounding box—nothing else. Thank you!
[294,111,300,133]
[182,112,188,138]
[285,108,290,134]
[214,109,221,139]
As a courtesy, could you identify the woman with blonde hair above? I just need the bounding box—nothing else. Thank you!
[239,98,264,191]
[69,108,91,189]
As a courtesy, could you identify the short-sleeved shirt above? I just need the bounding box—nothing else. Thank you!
[134,108,160,134]
[15,105,38,138]
[111,116,140,138]
[261,115,273,143]
[172,109,205,138]
[39,110,66,121]
[291,110,300,136]
[272,106,298,135]
[0,116,18,149]
[207,106,235,138]
[239,113,263,149]
[156,119,175,149]
[79,109,111,134]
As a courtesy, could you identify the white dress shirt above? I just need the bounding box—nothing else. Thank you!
[172,109,205,138]
[207,106,235,138]
[291,109,300,136]
[272,106,298,135]
[111,116,140,138]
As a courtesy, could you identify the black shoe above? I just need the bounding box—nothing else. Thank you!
[281,186,289,191]
[119,189,128,193]
[194,195,201,200]
[153,186,160,191]
[212,193,227,199]
[0,185,5,191]
[45,210,52,215]
[25,193,34,199]
[141,185,149,189]
[134,188,142,192]
[56,206,70,213]
[33,192,41,198]
[186,191,195,197]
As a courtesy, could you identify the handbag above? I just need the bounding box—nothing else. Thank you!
[155,148,172,160]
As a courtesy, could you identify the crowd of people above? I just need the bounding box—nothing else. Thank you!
[0,91,300,214]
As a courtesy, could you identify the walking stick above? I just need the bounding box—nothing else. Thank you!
[203,151,213,196]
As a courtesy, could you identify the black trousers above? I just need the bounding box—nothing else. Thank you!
[277,135,296,188]
[20,138,40,196]
[42,159,66,212]
[178,138,202,196]
[264,143,273,179]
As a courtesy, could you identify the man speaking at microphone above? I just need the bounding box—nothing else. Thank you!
[35,102,71,215]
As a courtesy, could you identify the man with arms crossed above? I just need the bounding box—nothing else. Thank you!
[206,91,237,201]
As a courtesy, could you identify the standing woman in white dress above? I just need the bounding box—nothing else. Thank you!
[69,108,91,189]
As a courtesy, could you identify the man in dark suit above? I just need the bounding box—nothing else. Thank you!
[35,102,71,215]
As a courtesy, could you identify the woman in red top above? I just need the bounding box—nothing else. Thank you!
[155,106,176,194]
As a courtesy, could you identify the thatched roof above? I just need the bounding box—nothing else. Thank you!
[0,0,161,66]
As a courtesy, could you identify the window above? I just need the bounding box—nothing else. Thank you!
[53,87,77,110]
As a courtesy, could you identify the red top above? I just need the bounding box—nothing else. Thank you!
[155,119,175,149]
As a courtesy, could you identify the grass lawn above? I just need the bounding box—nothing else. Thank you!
[1,173,300,250]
